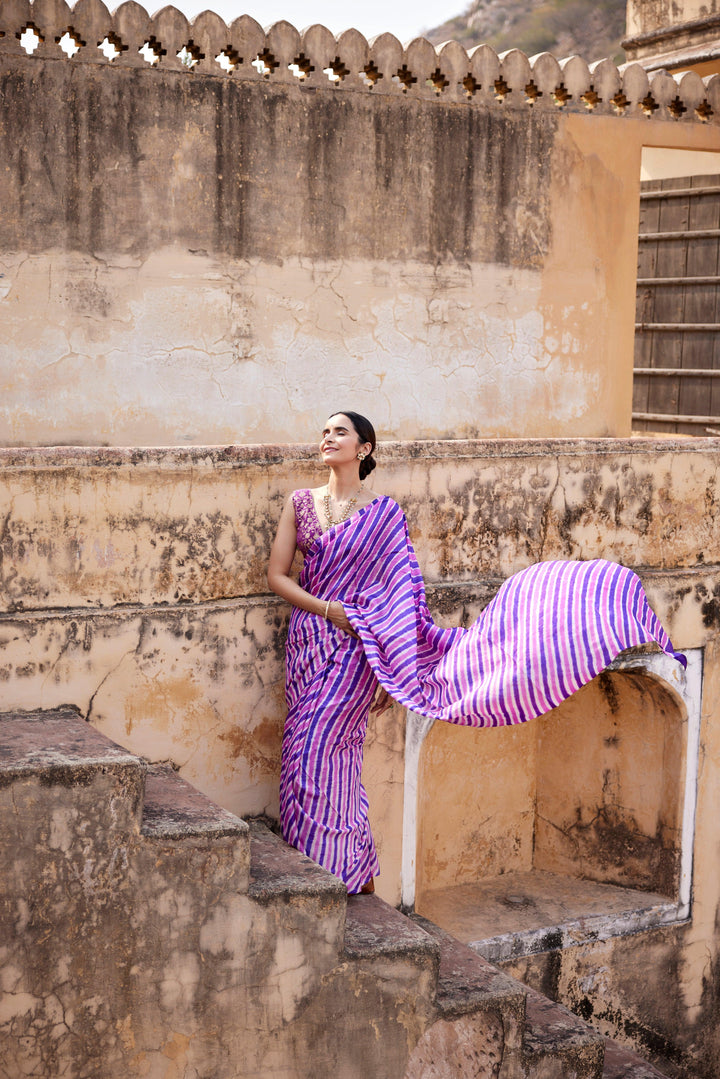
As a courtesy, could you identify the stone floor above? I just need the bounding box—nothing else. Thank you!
[416,870,679,962]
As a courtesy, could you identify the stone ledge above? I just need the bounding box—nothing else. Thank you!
[247,819,347,905]
[417,872,686,964]
[141,763,248,840]
[0,436,715,472]
[0,706,143,785]
[344,894,439,964]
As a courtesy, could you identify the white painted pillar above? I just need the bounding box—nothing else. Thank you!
[610,647,703,919]
[401,710,435,911]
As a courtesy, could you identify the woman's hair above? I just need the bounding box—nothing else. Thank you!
[330,410,377,481]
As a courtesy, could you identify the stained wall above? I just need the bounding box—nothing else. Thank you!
[1,7,720,445]
[0,437,716,906]
[2,6,720,1071]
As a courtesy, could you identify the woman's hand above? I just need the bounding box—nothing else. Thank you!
[326,600,358,638]
[371,683,392,716]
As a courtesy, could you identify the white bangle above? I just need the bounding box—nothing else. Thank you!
[324,600,331,619]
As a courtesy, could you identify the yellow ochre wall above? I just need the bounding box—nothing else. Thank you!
[2,22,720,446]
[3,8,720,1070]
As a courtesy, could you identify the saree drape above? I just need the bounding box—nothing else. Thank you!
[279,493,685,893]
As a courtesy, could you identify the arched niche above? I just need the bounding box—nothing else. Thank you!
[404,650,701,940]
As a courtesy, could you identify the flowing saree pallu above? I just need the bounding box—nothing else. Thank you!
[280,492,686,891]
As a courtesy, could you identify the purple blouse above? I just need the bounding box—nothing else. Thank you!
[292,489,322,556]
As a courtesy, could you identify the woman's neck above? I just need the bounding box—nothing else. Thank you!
[326,467,362,501]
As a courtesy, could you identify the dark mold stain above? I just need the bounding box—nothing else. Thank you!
[597,671,621,715]
[576,996,594,1021]
[699,581,720,630]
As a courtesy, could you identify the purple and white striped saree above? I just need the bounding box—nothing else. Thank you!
[280,491,685,893]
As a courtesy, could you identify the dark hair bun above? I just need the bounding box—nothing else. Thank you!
[360,454,376,482]
[329,410,378,482]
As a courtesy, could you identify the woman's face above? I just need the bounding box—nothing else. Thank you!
[320,414,371,466]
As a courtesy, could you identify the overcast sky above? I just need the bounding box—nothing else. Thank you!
[171,0,454,42]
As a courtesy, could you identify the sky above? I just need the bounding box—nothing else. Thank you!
[171,0,454,43]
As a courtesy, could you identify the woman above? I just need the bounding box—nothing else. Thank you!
[268,411,685,895]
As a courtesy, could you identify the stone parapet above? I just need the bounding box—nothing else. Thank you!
[0,0,717,124]
[0,438,715,610]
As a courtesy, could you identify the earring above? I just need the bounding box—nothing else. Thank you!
[357,452,366,461]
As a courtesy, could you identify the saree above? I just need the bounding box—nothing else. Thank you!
[279,491,686,893]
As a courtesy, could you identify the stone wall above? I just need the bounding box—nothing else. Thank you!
[0,437,717,1070]
[0,436,715,896]
[1,1,720,445]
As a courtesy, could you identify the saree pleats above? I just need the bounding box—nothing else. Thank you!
[280,623,379,893]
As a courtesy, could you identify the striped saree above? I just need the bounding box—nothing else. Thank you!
[279,492,685,893]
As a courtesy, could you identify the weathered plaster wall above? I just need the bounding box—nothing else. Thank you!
[626,0,720,37]
[625,0,720,45]
[1,26,720,444]
[0,436,717,1069]
[0,437,717,912]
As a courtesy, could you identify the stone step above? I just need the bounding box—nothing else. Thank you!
[247,819,348,958]
[0,706,146,838]
[602,1040,671,1078]
[411,913,526,1079]
[523,987,605,1079]
[411,914,526,1016]
[140,763,250,892]
[0,708,676,1079]
[247,818,347,903]
[345,894,439,964]
[142,763,249,840]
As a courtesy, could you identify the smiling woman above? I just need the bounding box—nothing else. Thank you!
[267,411,686,895]
[268,411,388,893]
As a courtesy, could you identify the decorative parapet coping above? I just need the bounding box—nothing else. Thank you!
[0,0,719,124]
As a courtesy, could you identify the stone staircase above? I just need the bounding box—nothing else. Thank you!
[0,708,669,1078]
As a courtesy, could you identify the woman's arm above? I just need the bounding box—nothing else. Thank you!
[267,495,357,636]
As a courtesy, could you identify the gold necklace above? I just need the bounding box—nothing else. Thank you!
[323,486,363,528]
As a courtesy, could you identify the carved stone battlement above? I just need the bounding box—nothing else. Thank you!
[0,0,718,123]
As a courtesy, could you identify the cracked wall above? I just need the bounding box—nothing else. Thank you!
[0,438,718,1070]
[0,712,444,1078]
[2,55,718,444]
[0,437,717,913]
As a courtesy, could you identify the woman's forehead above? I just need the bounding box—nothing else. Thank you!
[325,414,353,429]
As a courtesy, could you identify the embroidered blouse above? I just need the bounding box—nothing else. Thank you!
[292,489,322,556]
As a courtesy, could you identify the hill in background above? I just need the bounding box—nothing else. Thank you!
[422,0,627,64]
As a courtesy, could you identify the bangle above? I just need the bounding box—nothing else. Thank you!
[324,600,331,619]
